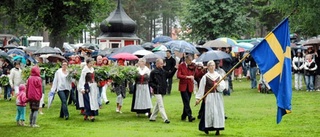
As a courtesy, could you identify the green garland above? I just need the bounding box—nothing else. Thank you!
[22,63,139,84]
[0,76,9,86]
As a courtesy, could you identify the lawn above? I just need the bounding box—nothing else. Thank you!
[0,77,319,137]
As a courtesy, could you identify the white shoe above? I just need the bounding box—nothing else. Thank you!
[39,112,44,115]
[145,113,149,116]
[116,109,119,113]
[32,124,40,128]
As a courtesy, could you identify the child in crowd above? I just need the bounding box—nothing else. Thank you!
[83,72,99,122]
[3,68,12,101]
[16,84,27,126]
[26,66,43,127]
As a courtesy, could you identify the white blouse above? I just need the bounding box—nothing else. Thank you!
[50,68,71,92]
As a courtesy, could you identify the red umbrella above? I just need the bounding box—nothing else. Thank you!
[111,53,138,60]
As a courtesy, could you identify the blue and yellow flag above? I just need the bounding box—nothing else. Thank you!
[250,18,292,124]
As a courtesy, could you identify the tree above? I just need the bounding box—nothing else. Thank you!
[1,0,113,49]
[273,0,320,37]
[181,0,253,41]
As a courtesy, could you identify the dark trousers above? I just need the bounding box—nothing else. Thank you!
[180,91,192,118]
[4,85,11,99]
[68,87,76,105]
[58,90,70,118]
[167,78,173,94]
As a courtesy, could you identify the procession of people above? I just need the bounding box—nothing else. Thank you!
[4,35,320,136]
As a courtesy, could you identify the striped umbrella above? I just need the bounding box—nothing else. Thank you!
[216,37,237,46]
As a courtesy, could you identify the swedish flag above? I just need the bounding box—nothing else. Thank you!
[250,18,292,124]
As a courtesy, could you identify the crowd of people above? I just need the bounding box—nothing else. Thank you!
[1,45,256,136]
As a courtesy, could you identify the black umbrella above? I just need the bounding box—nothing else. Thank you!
[0,51,13,66]
[34,46,61,55]
[141,42,154,50]
[196,50,231,62]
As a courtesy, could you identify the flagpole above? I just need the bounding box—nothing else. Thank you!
[195,52,251,106]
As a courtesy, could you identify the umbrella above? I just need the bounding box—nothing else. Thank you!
[304,38,320,46]
[216,37,237,46]
[41,54,67,62]
[81,43,99,50]
[48,91,55,109]
[7,49,25,56]
[141,42,155,50]
[196,50,231,62]
[112,45,144,54]
[0,51,13,66]
[133,50,153,56]
[196,46,212,54]
[143,53,164,62]
[153,51,166,58]
[109,53,138,60]
[232,46,246,52]
[3,44,18,49]
[152,36,173,44]
[236,43,254,50]
[165,40,200,54]
[203,40,231,48]
[152,45,168,52]
[34,46,61,55]
[94,48,114,57]
[25,46,39,53]
[13,55,27,64]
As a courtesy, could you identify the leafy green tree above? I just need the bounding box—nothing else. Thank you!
[273,0,320,37]
[181,0,253,41]
[1,0,113,49]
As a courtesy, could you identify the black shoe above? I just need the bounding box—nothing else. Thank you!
[225,116,228,119]
[8,98,11,101]
[148,113,152,118]
[215,130,220,135]
[105,101,110,105]
[149,119,156,122]
[204,130,209,134]
[164,120,170,124]
[197,115,201,119]
[181,115,187,121]
[65,116,69,120]
[188,117,195,122]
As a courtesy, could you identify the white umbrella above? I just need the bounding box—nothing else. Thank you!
[133,50,153,56]
[47,91,55,109]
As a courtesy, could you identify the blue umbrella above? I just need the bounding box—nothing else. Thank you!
[196,50,231,62]
[13,55,27,64]
[7,48,25,56]
[236,43,254,50]
[152,36,172,44]
[165,40,200,54]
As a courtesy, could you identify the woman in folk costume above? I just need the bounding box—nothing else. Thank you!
[77,58,99,115]
[83,72,99,121]
[195,60,226,135]
[292,49,304,90]
[131,58,152,117]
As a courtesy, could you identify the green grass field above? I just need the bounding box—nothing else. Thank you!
[0,77,319,137]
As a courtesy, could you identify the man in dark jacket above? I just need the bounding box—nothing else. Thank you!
[163,50,176,95]
[149,58,170,123]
